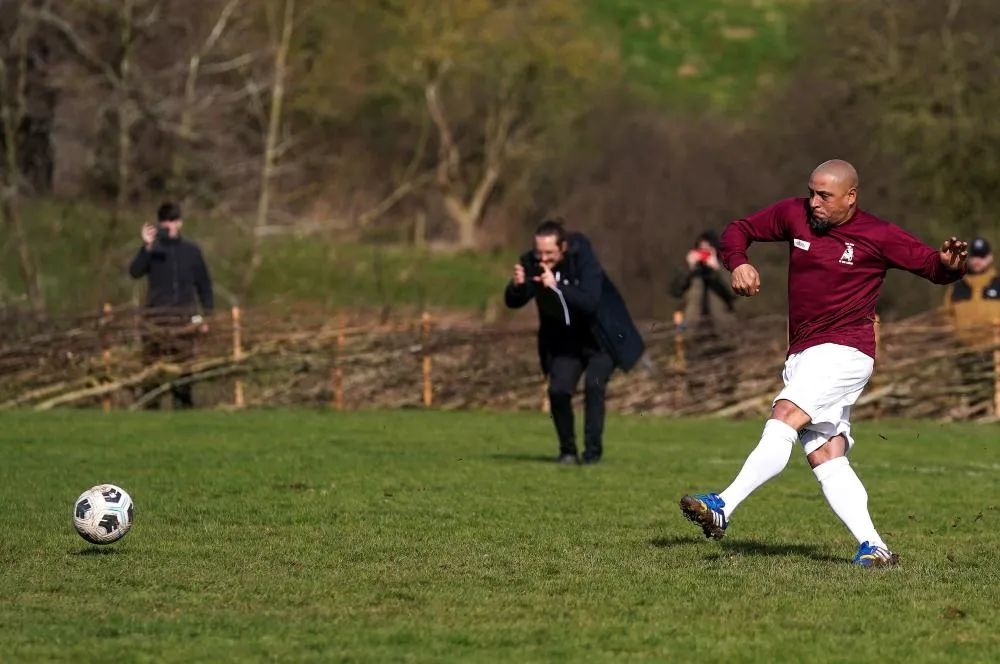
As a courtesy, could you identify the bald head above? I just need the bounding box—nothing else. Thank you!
[807,159,859,232]
[811,159,859,189]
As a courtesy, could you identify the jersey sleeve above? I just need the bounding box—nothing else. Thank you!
[882,224,965,285]
[719,198,795,272]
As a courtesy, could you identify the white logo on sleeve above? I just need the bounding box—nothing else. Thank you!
[794,238,811,251]
[838,242,855,265]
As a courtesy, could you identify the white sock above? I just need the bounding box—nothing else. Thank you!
[812,456,887,549]
[718,419,797,518]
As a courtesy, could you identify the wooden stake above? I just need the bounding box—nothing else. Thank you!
[673,310,685,369]
[101,302,112,412]
[232,305,244,408]
[332,310,345,410]
[873,314,882,419]
[421,311,432,407]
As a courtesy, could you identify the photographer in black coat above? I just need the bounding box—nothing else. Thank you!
[128,202,214,409]
[505,220,644,465]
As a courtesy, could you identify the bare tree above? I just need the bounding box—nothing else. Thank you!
[424,65,503,250]
[0,0,45,314]
[170,0,243,199]
[109,0,136,247]
[242,0,295,294]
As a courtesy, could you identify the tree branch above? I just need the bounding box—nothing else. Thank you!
[424,70,461,186]
[357,171,434,227]
[243,0,296,294]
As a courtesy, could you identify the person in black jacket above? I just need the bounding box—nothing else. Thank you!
[505,219,644,465]
[128,202,214,409]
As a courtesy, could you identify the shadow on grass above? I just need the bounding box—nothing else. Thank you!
[70,547,124,556]
[721,539,845,564]
[487,453,557,463]
[650,535,844,564]
[650,535,703,548]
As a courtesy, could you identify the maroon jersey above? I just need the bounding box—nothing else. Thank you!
[720,197,965,358]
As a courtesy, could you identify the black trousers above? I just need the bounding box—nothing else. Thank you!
[138,324,197,409]
[547,349,615,461]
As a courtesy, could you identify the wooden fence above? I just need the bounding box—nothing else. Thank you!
[1,304,999,422]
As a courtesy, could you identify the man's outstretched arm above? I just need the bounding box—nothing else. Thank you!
[882,225,967,284]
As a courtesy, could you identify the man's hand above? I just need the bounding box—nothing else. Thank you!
[141,223,157,249]
[686,248,721,271]
[938,236,968,270]
[685,250,701,270]
[731,263,761,297]
[512,263,526,286]
[703,249,720,270]
[533,264,558,290]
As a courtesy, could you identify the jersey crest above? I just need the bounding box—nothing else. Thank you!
[838,242,855,265]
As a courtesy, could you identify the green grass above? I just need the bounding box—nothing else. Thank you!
[249,238,513,311]
[1,410,998,662]
[0,199,515,314]
[587,0,809,110]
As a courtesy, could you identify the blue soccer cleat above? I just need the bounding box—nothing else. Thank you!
[679,493,728,540]
[853,541,899,568]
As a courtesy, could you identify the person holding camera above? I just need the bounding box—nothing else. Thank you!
[505,219,645,465]
[128,202,214,409]
[671,230,737,328]
[670,230,739,401]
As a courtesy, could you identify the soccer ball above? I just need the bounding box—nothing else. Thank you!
[73,484,134,545]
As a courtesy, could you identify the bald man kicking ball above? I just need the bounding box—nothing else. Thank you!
[678,159,969,567]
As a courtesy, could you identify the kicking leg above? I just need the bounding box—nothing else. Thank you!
[680,399,806,539]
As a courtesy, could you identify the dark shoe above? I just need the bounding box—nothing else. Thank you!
[679,493,728,540]
[582,455,602,465]
[556,453,580,465]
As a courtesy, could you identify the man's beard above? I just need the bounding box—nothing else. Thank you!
[807,210,834,235]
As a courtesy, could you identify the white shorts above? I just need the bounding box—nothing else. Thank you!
[773,343,874,455]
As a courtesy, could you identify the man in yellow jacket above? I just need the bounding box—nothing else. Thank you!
[944,236,1000,409]
[944,236,1000,346]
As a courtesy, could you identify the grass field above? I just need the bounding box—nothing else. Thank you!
[1,410,998,663]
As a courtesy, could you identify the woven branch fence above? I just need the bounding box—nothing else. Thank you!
[1,304,999,422]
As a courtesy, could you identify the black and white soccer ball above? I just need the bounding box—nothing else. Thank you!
[73,484,134,545]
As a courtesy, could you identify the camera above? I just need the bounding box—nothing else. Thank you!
[526,255,544,279]
[156,225,171,243]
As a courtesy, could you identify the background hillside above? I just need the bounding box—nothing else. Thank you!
[2,0,998,320]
